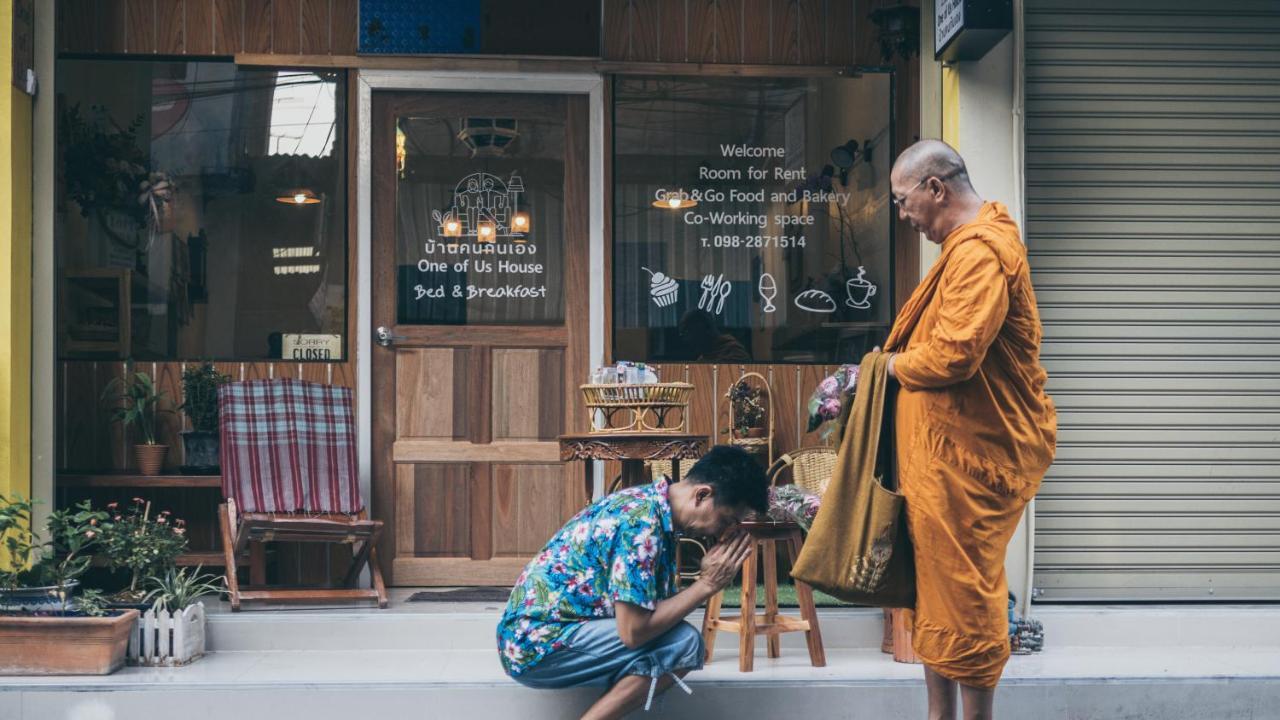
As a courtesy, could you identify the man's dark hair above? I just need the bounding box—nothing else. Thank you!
[684,445,769,515]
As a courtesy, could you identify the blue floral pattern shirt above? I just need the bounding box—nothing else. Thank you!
[497,478,679,676]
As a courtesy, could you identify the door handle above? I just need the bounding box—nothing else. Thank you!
[375,326,407,347]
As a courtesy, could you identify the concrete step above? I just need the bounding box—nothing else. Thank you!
[6,602,1279,719]
[5,646,1279,720]
[202,600,1280,653]
[205,606,886,653]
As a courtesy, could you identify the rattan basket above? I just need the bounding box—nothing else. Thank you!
[581,382,693,434]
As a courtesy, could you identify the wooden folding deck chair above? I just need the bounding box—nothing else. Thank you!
[217,378,387,611]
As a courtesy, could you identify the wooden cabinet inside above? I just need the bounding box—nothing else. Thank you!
[61,268,140,358]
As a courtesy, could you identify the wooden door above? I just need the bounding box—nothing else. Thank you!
[372,92,590,586]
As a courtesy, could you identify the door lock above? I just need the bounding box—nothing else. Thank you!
[375,326,407,347]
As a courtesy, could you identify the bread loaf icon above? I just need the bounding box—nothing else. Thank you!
[794,289,837,313]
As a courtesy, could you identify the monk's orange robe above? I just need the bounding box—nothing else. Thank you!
[885,202,1057,689]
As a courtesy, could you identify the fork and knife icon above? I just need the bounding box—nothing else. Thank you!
[698,273,732,316]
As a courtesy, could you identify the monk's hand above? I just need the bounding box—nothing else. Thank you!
[873,346,898,378]
[696,531,754,593]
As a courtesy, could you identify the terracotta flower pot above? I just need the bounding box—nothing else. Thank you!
[0,609,138,675]
[135,444,168,475]
[891,607,922,664]
[745,427,767,438]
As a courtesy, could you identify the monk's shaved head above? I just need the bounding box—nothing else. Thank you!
[891,139,984,244]
[894,139,973,191]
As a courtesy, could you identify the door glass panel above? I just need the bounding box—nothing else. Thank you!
[395,114,565,325]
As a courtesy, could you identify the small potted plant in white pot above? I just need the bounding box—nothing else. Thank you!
[0,495,138,675]
[130,565,223,666]
[101,371,173,475]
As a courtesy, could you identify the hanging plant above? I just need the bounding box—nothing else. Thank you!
[59,104,150,229]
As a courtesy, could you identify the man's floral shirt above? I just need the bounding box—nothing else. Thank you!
[497,478,678,676]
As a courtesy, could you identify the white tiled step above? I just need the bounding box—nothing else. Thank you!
[205,608,886,652]
[4,646,1279,720]
[203,603,1280,653]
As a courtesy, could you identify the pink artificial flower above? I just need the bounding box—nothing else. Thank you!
[821,397,841,418]
[819,377,839,395]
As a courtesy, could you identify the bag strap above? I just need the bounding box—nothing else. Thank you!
[845,351,891,491]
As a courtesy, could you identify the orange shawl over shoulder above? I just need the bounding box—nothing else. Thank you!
[885,202,1057,688]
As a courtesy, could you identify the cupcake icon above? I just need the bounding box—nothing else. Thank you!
[643,267,679,307]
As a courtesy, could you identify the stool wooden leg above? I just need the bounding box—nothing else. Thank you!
[701,590,723,663]
[250,541,267,586]
[892,608,922,664]
[739,540,758,672]
[788,532,826,667]
[762,538,781,659]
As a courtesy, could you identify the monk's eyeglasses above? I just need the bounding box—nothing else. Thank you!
[892,170,960,206]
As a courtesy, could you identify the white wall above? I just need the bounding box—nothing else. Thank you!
[956,35,1018,227]
[921,0,1034,614]
[951,32,1033,614]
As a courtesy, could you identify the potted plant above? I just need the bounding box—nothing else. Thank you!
[0,495,138,675]
[179,362,230,474]
[129,565,223,666]
[727,381,768,439]
[102,371,173,475]
[98,498,188,605]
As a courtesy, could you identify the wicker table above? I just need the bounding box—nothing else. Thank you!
[558,432,709,501]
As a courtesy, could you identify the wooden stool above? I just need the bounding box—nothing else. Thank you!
[701,521,826,672]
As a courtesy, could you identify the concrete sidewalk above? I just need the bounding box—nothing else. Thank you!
[2,597,1278,719]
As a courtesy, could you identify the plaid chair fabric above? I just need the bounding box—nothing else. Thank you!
[218,379,362,514]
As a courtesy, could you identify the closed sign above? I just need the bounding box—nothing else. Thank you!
[282,334,343,360]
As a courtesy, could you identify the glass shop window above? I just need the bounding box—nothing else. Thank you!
[612,74,894,364]
[56,60,347,361]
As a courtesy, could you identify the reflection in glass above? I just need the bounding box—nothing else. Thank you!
[612,75,894,364]
[55,60,347,360]
[395,114,565,325]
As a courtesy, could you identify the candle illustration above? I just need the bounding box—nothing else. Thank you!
[758,272,778,312]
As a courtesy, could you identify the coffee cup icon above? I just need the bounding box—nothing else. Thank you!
[845,267,877,310]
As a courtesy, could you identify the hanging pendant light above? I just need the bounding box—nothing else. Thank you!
[276,187,321,205]
[653,81,698,211]
[652,189,696,210]
[396,123,408,178]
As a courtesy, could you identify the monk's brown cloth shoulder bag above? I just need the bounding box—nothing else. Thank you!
[790,351,915,608]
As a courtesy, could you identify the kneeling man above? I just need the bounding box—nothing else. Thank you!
[498,445,766,719]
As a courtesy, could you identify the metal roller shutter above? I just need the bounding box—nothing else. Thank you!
[1024,0,1280,600]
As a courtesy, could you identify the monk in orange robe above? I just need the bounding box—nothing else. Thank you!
[883,140,1057,720]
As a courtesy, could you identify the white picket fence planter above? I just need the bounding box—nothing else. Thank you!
[126,603,207,666]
